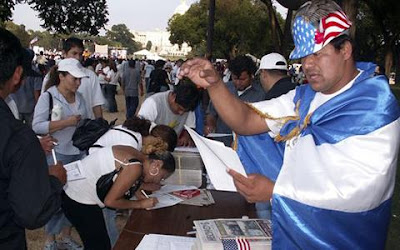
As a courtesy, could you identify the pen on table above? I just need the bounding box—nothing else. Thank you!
[186,230,196,235]
[51,149,57,165]
[141,190,150,199]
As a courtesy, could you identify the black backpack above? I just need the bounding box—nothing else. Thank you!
[72,118,139,151]
[72,118,116,151]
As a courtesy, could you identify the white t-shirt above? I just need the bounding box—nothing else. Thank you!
[64,147,116,207]
[252,71,361,137]
[138,91,195,135]
[107,69,119,86]
[5,96,19,119]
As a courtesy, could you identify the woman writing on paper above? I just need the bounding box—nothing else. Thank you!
[87,116,177,246]
[62,145,176,250]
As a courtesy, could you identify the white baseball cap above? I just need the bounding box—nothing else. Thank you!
[257,53,288,74]
[57,58,88,78]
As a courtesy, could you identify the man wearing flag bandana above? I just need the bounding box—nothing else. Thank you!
[178,0,400,248]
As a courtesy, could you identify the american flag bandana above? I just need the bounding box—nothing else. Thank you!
[289,10,352,60]
[222,237,251,250]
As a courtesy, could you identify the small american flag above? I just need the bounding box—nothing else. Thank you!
[222,237,251,250]
[290,10,352,59]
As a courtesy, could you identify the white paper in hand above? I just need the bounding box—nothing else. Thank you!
[63,160,85,181]
[185,126,247,192]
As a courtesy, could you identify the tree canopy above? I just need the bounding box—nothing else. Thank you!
[168,0,278,59]
[1,0,108,35]
[106,24,141,54]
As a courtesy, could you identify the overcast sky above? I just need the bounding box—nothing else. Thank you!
[12,0,287,33]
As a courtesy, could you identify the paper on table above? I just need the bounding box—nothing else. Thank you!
[206,133,232,138]
[153,184,199,195]
[147,193,184,210]
[174,146,199,153]
[63,160,85,181]
[184,126,247,192]
[136,234,195,250]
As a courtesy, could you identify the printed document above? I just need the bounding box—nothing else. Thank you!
[136,234,195,250]
[63,160,85,181]
[185,126,247,192]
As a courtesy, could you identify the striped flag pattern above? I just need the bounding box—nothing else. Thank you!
[222,237,250,250]
[290,10,352,59]
[317,11,351,46]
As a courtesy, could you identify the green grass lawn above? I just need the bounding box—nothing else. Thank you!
[386,85,400,249]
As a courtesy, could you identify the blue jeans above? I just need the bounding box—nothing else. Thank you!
[45,152,83,235]
[101,84,109,111]
[125,96,139,119]
[145,78,151,93]
[102,208,119,247]
[104,84,118,112]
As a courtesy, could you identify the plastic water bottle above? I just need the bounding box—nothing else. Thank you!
[51,104,63,121]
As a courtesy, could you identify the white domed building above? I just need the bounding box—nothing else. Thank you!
[132,0,192,59]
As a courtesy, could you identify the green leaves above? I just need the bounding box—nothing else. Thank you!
[168,0,275,59]
[26,0,109,35]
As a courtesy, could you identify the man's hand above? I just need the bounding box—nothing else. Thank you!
[178,130,194,147]
[178,58,221,89]
[228,169,274,203]
[49,162,67,185]
[39,135,57,155]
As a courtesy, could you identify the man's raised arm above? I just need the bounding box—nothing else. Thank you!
[178,58,268,135]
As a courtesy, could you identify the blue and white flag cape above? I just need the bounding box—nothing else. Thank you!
[237,62,400,249]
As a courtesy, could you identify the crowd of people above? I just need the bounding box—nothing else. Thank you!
[1,0,399,250]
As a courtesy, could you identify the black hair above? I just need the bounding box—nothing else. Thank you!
[123,117,178,152]
[148,151,176,173]
[330,34,355,59]
[123,116,151,136]
[0,28,30,87]
[83,58,95,68]
[151,125,178,152]
[45,66,68,91]
[265,69,288,77]
[155,59,166,69]
[173,79,200,111]
[63,37,84,53]
[228,55,257,77]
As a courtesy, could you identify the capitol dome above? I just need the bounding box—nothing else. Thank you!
[174,0,190,15]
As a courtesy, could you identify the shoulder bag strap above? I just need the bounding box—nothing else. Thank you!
[47,91,53,121]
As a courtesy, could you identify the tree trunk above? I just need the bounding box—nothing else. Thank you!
[384,45,393,77]
[341,0,358,39]
[281,9,293,57]
[261,0,282,53]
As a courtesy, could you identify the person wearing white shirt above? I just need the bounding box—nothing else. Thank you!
[138,80,200,147]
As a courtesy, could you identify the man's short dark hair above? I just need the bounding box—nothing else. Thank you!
[173,79,200,111]
[330,34,355,59]
[229,55,257,77]
[266,69,288,77]
[0,28,29,87]
[63,37,84,53]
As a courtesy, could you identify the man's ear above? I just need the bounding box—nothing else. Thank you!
[11,66,23,86]
[341,41,353,61]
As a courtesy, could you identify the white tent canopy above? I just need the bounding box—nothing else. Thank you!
[134,49,166,61]
[147,54,166,61]
[133,49,153,56]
